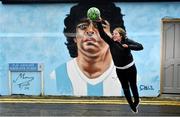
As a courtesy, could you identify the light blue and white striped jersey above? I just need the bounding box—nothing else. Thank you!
[50,58,123,96]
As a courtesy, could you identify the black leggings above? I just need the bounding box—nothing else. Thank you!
[116,64,139,106]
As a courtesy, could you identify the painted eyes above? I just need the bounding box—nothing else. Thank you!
[77,23,108,30]
[77,24,88,30]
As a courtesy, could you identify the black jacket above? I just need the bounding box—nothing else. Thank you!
[97,21,143,67]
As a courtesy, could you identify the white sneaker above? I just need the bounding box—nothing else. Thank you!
[130,104,138,114]
[134,98,141,108]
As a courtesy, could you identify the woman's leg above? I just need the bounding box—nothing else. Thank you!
[116,69,136,111]
[128,65,140,107]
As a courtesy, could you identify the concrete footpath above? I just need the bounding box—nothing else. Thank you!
[0,95,180,116]
[0,94,180,105]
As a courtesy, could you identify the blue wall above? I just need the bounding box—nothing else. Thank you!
[0,2,180,96]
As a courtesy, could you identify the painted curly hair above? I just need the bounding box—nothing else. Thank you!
[63,1,126,57]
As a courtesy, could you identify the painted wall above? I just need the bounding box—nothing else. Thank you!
[0,2,180,96]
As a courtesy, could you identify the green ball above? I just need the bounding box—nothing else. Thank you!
[87,7,101,21]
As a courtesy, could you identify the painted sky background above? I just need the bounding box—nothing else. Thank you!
[1,2,180,96]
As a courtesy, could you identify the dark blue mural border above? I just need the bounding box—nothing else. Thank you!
[1,0,180,4]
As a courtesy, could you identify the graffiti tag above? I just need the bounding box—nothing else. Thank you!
[139,85,154,91]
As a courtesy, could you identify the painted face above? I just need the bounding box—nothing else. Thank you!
[112,30,122,42]
[75,19,110,58]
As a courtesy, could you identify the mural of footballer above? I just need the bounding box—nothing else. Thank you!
[50,1,126,96]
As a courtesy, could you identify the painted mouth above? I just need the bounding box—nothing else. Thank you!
[86,42,95,46]
[84,38,96,42]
